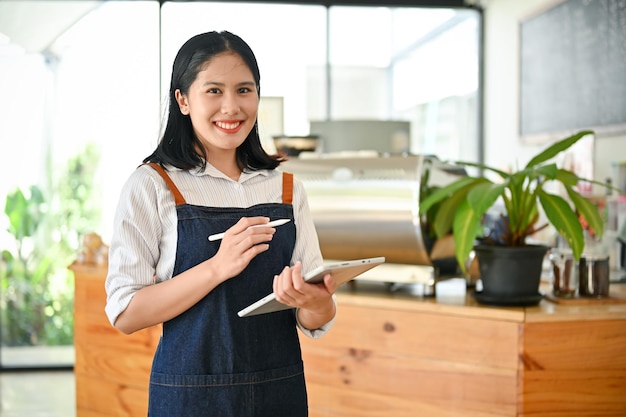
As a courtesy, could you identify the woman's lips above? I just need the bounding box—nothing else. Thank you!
[215,120,243,133]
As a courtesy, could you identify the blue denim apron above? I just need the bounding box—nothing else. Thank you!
[146,164,306,417]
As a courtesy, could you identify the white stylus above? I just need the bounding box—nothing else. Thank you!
[208,219,291,241]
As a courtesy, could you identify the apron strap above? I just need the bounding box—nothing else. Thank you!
[146,162,292,207]
[146,162,187,206]
[282,172,293,205]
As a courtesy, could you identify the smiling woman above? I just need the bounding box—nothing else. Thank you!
[105,30,337,416]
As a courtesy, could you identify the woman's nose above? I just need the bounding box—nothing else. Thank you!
[221,93,240,115]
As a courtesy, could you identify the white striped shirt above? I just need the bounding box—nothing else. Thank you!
[105,162,333,338]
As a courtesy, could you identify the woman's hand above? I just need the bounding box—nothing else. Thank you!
[273,261,337,330]
[207,216,278,282]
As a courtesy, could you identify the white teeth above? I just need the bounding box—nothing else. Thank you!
[216,121,240,130]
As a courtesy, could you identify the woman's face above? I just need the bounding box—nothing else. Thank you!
[175,52,259,156]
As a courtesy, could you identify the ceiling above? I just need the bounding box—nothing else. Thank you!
[0,0,476,55]
[0,1,101,53]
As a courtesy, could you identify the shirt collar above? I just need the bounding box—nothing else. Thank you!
[188,161,269,182]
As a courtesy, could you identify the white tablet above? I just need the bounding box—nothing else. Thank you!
[237,257,385,317]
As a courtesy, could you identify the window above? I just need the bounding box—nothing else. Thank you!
[0,0,481,369]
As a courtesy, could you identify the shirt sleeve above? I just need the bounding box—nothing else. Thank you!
[295,294,337,339]
[290,178,323,272]
[291,177,336,338]
[104,167,170,326]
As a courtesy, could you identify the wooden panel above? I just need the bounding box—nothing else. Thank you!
[76,412,117,417]
[519,320,626,416]
[73,264,159,417]
[310,303,520,369]
[76,374,149,417]
[338,292,527,323]
[302,344,517,417]
[521,320,626,370]
[75,341,154,389]
[520,369,626,416]
[301,302,520,417]
[73,268,107,316]
[307,382,514,417]
[74,310,160,353]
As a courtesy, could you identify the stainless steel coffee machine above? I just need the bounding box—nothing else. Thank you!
[282,153,466,295]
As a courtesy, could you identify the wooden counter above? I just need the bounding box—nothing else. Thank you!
[71,264,626,417]
[301,280,626,417]
[71,263,161,417]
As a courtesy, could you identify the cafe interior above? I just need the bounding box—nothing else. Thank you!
[0,0,625,416]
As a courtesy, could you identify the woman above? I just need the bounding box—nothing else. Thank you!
[105,31,337,416]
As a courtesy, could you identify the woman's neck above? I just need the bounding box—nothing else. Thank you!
[207,155,241,181]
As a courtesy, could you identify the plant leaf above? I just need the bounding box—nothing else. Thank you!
[432,180,488,237]
[556,169,579,187]
[432,187,467,237]
[453,199,481,273]
[531,163,559,180]
[506,172,525,228]
[5,188,28,239]
[538,191,584,259]
[565,187,604,239]
[525,130,593,169]
[454,161,511,179]
[517,192,539,237]
[419,176,487,214]
[467,181,504,216]
[562,174,621,194]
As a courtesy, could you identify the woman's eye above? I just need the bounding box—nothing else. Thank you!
[207,88,220,94]
[238,87,251,94]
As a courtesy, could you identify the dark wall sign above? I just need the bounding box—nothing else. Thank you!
[520,0,626,139]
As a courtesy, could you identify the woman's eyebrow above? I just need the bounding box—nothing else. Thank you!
[201,81,256,88]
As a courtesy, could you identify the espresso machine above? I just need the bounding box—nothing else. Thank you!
[282,153,466,296]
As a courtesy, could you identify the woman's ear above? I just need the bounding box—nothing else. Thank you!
[174,89,189,115]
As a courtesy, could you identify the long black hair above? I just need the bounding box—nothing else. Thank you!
[143,31,283,171]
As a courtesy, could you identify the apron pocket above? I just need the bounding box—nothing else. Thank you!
[148,363,306,417]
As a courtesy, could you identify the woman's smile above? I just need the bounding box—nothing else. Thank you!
[214,120,244,133]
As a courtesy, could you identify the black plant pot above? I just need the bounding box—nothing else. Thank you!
[473,244,549,306]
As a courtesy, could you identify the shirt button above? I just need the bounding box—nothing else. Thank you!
[233,183,242,190]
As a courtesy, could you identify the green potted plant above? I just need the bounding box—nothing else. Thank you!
[419,157,465,277]
[419,130,612,305]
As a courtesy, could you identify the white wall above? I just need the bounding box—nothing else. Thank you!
[483,0,626,192]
